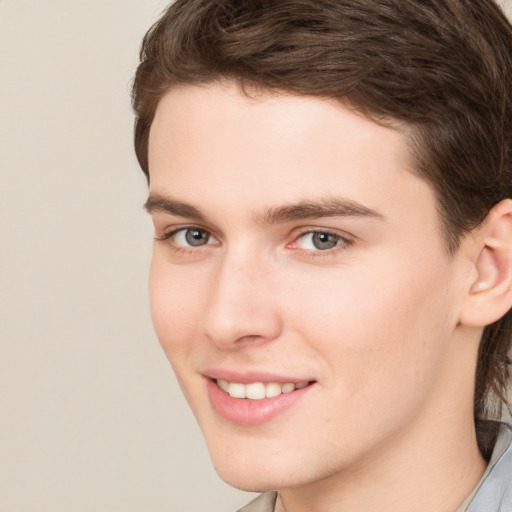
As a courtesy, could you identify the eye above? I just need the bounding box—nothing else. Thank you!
[295,231,347,251]
[166,227,217,247]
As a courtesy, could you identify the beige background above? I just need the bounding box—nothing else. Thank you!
[1,1,511,511]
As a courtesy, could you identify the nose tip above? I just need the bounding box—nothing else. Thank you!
[206,314,280,349]
[203,264,282,349]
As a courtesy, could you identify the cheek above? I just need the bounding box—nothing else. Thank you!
[284,254,457,405]
[148,252,205,361]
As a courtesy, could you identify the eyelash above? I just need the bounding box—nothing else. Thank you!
[156,226,354,258]
[291,229,354,258]
[156,226,217,256]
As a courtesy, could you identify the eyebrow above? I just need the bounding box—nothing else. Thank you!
[144,193,386,224]
[258,197,386,224]
[144,193,205,221]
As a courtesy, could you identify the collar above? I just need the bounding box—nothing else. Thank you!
[460,404,512,511]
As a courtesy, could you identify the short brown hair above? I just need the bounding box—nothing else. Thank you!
[132,0,512,454]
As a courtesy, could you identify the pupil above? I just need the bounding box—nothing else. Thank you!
[312,232,338,250]
[185,229,209,246]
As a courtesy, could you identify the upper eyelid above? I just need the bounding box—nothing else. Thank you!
[292,226,354,241]
[159,224,218,239]
[297,227,347,236]
[150,212,219,235]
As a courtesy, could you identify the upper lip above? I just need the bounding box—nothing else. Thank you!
[203,368,315,384]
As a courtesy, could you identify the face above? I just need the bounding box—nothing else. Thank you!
[147,83,472,492]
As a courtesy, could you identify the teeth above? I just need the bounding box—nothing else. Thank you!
[228,382,246,399]
[281,383,295,394]
[217,379,229,392]
[217,379,309,399]
[265,382,282,398]
[245,382,266,400]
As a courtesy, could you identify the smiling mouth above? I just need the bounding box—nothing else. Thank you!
[215,378,312,400]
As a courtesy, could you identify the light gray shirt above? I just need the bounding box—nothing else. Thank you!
[237,407,512,512]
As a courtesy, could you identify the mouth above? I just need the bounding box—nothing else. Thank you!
[215,378,311,399]
[206,375,316,426]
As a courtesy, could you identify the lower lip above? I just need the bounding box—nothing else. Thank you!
[206,379,314,426]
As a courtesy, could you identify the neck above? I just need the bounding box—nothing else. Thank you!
[276,420,485,512]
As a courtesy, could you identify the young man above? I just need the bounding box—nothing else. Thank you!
[132,1,512,510]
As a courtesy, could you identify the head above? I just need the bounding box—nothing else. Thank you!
[133,0,512,484]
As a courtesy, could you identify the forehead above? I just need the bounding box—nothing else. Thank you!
[148,83,438,234]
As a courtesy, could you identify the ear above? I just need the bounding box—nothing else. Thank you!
[459,199,512,327]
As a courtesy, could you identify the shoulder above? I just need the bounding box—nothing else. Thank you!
[466,410,512,511]
[236,492,278,512]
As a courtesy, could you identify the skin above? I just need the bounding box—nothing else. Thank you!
[146,83,489,512]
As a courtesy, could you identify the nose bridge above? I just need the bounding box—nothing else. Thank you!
[204,244,281,348]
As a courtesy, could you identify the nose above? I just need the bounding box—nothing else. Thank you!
[203,250,282,349]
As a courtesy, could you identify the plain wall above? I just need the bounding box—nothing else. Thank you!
[1,1,511,511]
[0,1,253,510]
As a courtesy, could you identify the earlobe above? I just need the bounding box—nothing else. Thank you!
[460,199,512,327]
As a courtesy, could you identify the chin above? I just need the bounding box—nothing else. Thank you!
[219,474,278,493]
[213,461,289,493]
[206,439,331,493]
[206,445,278,491]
